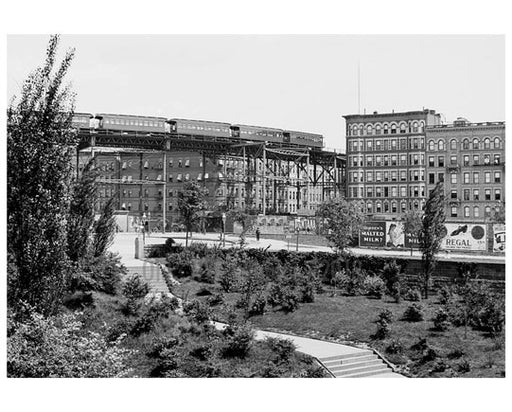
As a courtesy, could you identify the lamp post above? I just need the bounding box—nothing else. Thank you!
[142,212,146,245]
[295,217,301,252]
[222,212,226,247]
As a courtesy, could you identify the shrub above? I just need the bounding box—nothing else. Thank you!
[249,295,267,316]
[403,303,424,322]
[188,242,209,258]
[196,287,213,296]
[404,287,422,302]
[183,299,212,324]
[447,348,465,359]
[446,301,466,327]
[196,257,217,284]
[265,337,296,364]
[456,358,471,373]
[380,260,403,300]
[437,285,453,305]
[222,323,255,358]
[432,308,451,331]
[63,291,94,309]
[364,276,385,299]
[279,287,300,312]
[122,274,150,316]
[130,295,179,337]
[372,319,390,340]
[218,256,240,292]
[7,311,132,377]
[167,250,194,278]
[332,267,366,296]
[207,293,224,307]
[385,338,404,354]
[377,309,394,324]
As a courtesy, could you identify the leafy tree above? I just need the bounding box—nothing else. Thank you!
[92,195,117,257]
[177,182,208,247]
[7,35,77,316]
[316,198,365,260]
[419,182,446,299]
[67,157,98,262]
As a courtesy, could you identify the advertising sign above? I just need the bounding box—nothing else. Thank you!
[404,231,420,249]
[493,224,505,253]
[359,222,386,247]
[441,223,487,251]
[385,221,405,248]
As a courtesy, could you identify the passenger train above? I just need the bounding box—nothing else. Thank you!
[72,112,324,148]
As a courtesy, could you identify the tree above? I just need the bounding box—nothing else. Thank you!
[92,195,117,257]
[402,209,423,255]
[316,198,365,258]
[7,35,77,316]
[419,182,446,299]
[228,207,256,247]
[177,181,208,247]
[67,157,98,262]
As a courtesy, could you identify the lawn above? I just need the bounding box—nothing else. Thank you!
[173,278,505,378]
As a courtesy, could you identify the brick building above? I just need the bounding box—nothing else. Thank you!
[425,118,505,222]
[344,109,441,219]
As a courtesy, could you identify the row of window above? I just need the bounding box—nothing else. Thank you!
[350,153,425,167]
[449,188,501,201]
[444,171,502,185]
[104,118,165,128]
[428,153,501,167]
[348,121,426,136]
[427,136,502,151]
[348,138,425,152]
[349,170,425,183]
[451,205,500,218]
[349,186,425,199]
[363,200,424,214]
[177,122,230,133]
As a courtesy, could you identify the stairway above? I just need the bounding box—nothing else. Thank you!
[125,264,169,294]
[318,350,397,378]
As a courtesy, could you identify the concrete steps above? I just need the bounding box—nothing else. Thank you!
[125,265,169,293]
[318,350,395,378]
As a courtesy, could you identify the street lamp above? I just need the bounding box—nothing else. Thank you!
[295,217,301,252]
[222,212,227,247]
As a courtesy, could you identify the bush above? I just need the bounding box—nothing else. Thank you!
[385,338,404,354]
[69,253,126,295]
[183,299,212,324]
[222,323,255,358]
[280,287,300,312]
[432,308,451,331]
[364,276,385,299]
[403,303,424,322]
[122,274,150,316]
[207,293,224,307]
[265,337,296,364]
[456,358,471,373]
[218,256,240,292]
[130,295,179,337]
[167,250,194,278]
[377,309,394,324]
[249,295,267,316]
[372,319,390,340]
[63,291,94,309]
[380,260,403,300]
[332,267,366,296]
[188,242,209,258]
[196,257,217,284]
[7,311,132,377]
[437,285,453,305]
[404,287,422,302]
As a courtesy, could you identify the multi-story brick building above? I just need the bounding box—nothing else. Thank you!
[344,109,442,219]
[425,118,505,222]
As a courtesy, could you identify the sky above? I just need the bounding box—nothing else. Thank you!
[7,35,505,151]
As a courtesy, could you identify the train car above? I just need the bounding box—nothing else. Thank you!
[231,124,284,143]
[168,118,232,138]
[283,130,324,148]
[95,113,167,133]
[71,112,94,128]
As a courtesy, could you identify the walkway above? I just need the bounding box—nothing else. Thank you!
[212,322,404,378]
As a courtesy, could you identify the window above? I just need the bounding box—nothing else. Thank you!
[367,202,373,213]
[473,172,479,184]
[185,159,190,167]
[462,139,469,149]
[376,140,381,151]
[367,140,373,151]
[438,140,445,151]
[391,155,397,166]
[400,154,407,166]
[367,125,373,135]
[376,171,382,182]
[484,154,490,165]
[400,171,406,181]
[438,173,444,182]
[451,206,458,217]
[400,123,407,134]
[376,187,382,197]
[375,124,382,135]
[400,186,407,197]
[472,138,479,149]
[494,154,501,165]
[391,124,397,134]
[474,206,479,218]
[376,155,382,166]
[451,173,457,184]
[485,206,491,217]
[428,156,435,167]
[494,171,501,183]
[391,171,397,181]
[495,189,501,200]
[464,206,470,218]
[451,190,458,199]
[428,140,435,151]
[463,189,470,201]
[412,122,418,133]
[438,156,444,167]
[485,189,491,201]
[463,155,469,166]
[367,171,373,182]
[384,125,389,135]
[429,173,435,184]
[484,172,491,183]
[384,155,389,166]
[450,139,457,150]
[401,202,407,213]
[392,187,398,197]
[366,156,373,166]
[473,155,479,165]
[463,172,470,184]
[473,189,479,200]
[484,138,490,149]
[494,137,501,149]
[384,171,389,181]
[413,154,419,165]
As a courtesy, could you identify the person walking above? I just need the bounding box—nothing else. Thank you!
[256,227,260,241]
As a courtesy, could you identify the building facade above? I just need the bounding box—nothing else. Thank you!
[344,109,442,220]
[425,118,505,222]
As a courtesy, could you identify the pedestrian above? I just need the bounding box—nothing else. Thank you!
[256,227,260,241]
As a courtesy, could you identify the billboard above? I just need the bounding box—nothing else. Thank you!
[385,221,405,248]
[359,222,386,247]
[441,223,487,251]
[493,224,505,253]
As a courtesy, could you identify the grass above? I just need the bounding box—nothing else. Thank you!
[173,277,505,378]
